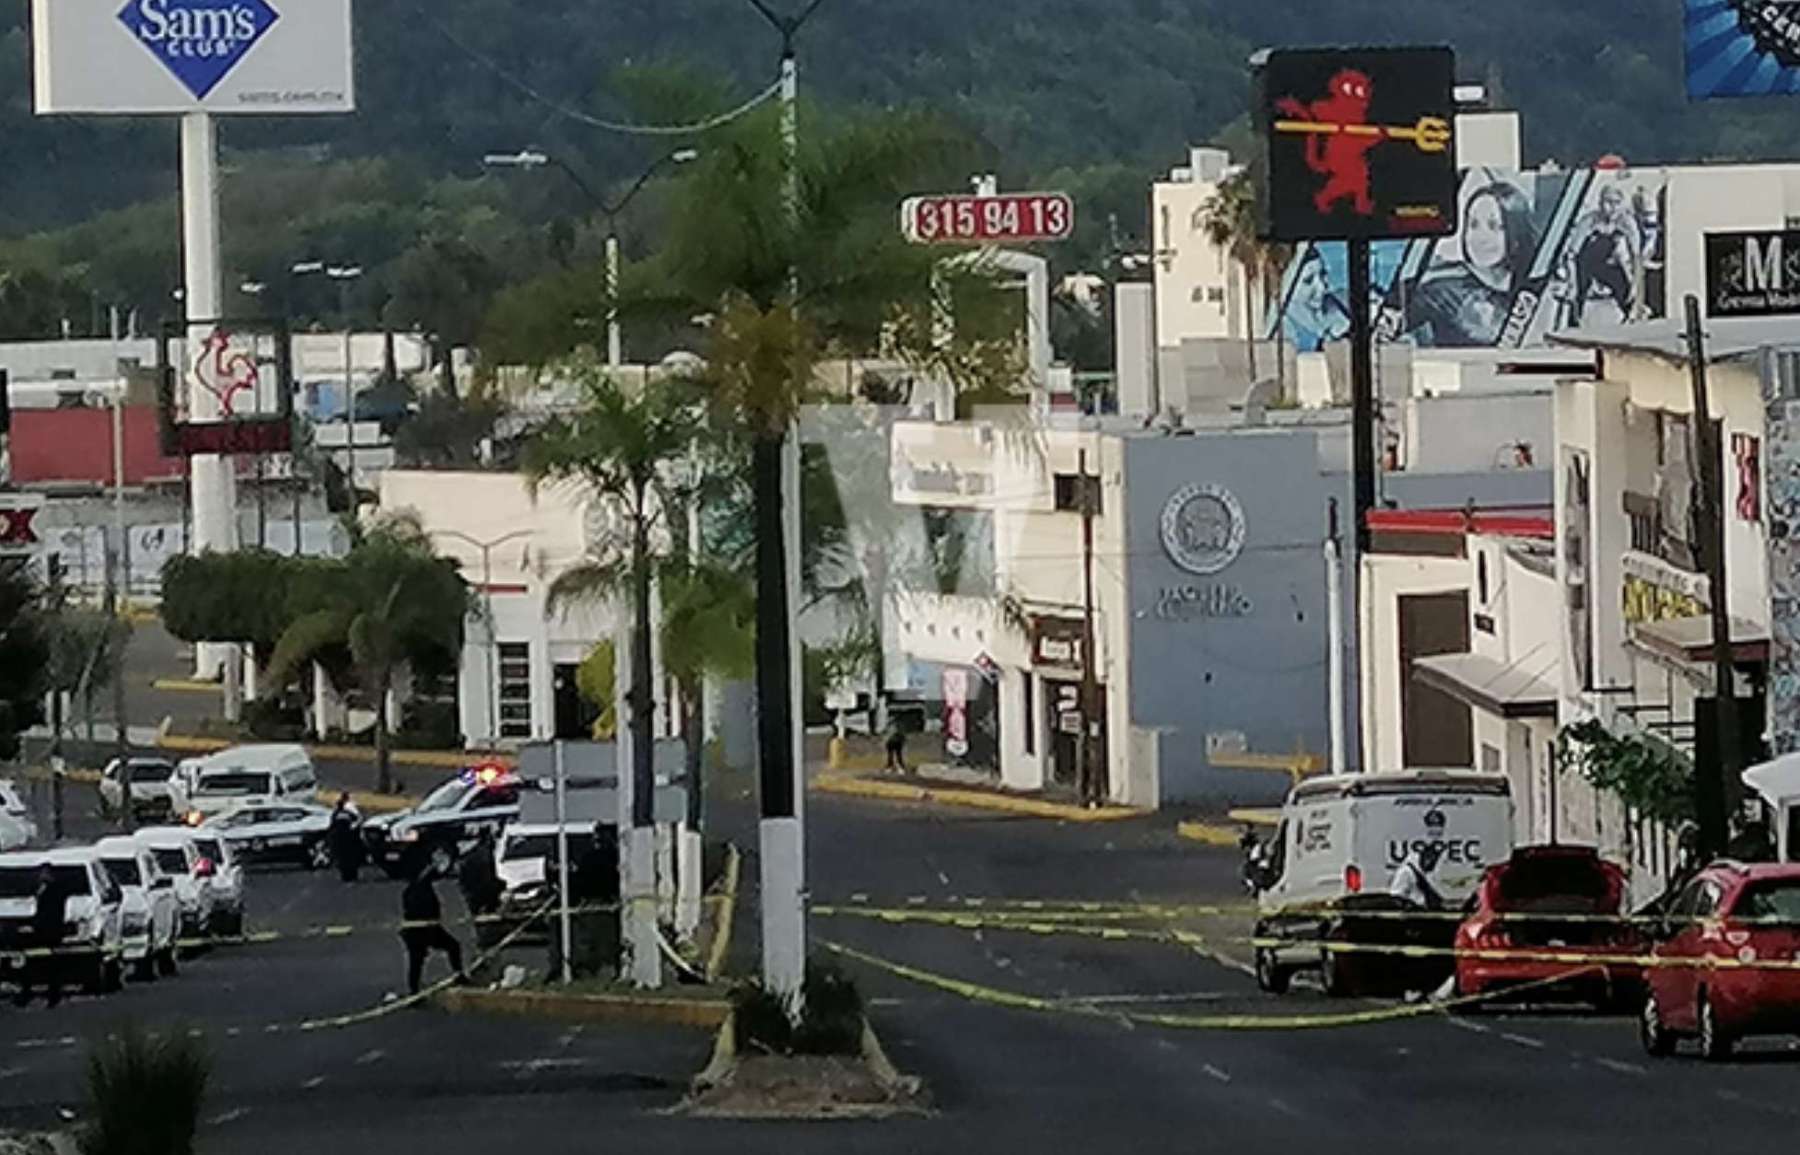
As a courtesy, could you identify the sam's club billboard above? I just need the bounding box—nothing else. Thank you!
[33,0,354,115]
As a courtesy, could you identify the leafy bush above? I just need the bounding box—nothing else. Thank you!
[730,960,865,1057]
[242,697,305,742]
[82,1026,209,1155]
[396,699,461,750]
[1558,719,1695,825]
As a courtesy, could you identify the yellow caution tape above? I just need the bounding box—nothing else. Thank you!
[817,937,1597,1031]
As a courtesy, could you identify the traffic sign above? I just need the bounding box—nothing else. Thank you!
[902,192,1074,245]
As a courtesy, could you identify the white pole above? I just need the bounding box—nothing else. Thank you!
[605,231,623,370]
[1326,534,1347,777]
[181,112,237,680]
[343,324,355,502]
[554,740,572,984]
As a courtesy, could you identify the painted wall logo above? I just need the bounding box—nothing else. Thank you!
[118,0,280,99]
[1159,483,1247,576]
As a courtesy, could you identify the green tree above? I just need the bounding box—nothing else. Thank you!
[1198,168,1273,380]
[266,518,468,793]
[524,365,703,823]
[0,560,50,761]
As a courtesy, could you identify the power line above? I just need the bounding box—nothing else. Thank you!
[412,2,783,137]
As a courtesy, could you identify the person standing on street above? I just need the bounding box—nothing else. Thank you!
[400,854,467,997]
[884,720,908,775]
[1389,843,1445,911]
[13,865,69,1008]
[457,829,504,944]
[329,793,364,883]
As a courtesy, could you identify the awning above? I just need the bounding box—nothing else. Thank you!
[1745,753,1800,807]
[1412,652,1558,720]
[1629,615,1769,667]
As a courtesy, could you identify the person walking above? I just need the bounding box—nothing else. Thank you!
[1389,843,1445,911]
[457,829,504,946]
[400,854,467,997]
[884,720,909,775]
[329,793,364,883]
[13,865,70,1008]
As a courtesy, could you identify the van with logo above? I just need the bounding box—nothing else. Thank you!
[1244,770,1514,997]
[171,744,318,824]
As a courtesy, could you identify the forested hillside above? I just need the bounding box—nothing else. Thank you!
[0,0,1791,331]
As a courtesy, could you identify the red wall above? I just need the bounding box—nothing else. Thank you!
[10,407,185,486]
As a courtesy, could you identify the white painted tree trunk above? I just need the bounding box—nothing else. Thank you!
[674,824,703,942]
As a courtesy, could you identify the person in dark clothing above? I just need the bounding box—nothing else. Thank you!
[571,825,621,906]
[884,722,908,775]
[400,858,467,996]
[14,865,69,1008]
[329,793,364,883]
[457,829,504,924]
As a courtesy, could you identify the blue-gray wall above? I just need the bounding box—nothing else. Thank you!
[1123,430,1352,806]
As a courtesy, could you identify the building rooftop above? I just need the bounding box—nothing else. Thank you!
[1549,316,1800,365]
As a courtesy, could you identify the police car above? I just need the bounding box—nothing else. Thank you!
[206,802,336,870]
[361,764,521,877]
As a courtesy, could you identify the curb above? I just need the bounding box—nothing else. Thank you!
[437,986,729,1029]
[1227,807,1281,828]
[317,789,417,815]
[813,773,1144,824]
[15,766,103,786]
[705,843,742,982]
[150,678,220,694]
[859,1019,923,1100]
[1176,820,1246,847]
[157,733,511,770]
[693,1011,737,1091]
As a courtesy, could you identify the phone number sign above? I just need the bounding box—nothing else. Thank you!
[901,192,1074,245]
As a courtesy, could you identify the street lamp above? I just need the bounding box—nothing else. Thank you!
[292,261,364,496]
[430,528,535,748]
[483,148,698,368]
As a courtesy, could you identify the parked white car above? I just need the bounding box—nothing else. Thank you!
[0,849,126,994]
[0,812,29,852]
[0,779,37,846]
[93,836,180,980]
[99,757,181,821]
[172,745,319,824]
[133,827,215,941]
[183,829,245,936]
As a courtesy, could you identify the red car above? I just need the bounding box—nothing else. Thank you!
[1455,845,1645,1009]
[1641,862,1800,1060]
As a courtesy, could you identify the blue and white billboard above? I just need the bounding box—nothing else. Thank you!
[32,0,354,116]
[1268,166,1670,351]
[1685,0,1800,99]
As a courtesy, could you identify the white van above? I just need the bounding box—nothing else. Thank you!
[172,745,318,823]
[1246,770,1514,996]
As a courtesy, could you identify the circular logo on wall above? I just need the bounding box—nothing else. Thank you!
[1159,483,1247,576]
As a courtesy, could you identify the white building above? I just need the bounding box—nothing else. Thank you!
[378,470,618,748]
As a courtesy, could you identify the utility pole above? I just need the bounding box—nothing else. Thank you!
[1348,239,1376,557]
[1325,498,1347,776]
[1078,448,1100,807]
[108,340,130,797]
[1685,294,1738,858]
[746,0,828,1008]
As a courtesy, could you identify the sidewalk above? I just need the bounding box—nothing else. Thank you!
[813,763,1145,824]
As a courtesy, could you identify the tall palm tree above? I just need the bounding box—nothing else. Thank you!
[266,518,466,794]
[1199,168,1275,381]
[522,366,703,828]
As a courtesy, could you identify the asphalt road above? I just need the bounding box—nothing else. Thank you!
[5,769,1800,1153]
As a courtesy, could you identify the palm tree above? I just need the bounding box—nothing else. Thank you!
[522,366,704,828]
[266,517,467,794]
[1199,168,1280,382]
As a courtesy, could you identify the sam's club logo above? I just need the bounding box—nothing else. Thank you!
[118,0,280,100]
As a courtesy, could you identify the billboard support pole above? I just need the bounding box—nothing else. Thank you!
[1349,238,1376,557]
[180,111,238,682]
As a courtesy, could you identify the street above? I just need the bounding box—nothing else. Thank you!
[4,769,1800,1153]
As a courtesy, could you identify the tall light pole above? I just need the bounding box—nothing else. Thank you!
[292,261,364,501]
[482,148,697,368]
[430,529,534,748]
[745,0,828,1010]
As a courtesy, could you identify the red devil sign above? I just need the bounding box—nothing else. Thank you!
[1258,47,1459,242]
[0,497,42,552]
